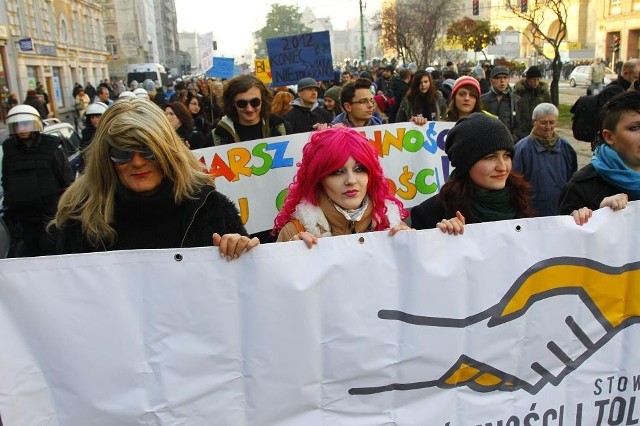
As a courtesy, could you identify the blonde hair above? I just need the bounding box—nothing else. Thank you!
[50,98,213,246]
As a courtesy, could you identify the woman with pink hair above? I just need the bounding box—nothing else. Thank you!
[273,126,410,248]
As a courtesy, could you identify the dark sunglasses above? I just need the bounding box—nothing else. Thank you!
[109,146,156,164]
[234,97,261,109]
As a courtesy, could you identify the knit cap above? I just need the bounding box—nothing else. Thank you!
[451,76,481,99]
[525,66,542,79]
[445,113,514,174]
[324,86,342,103]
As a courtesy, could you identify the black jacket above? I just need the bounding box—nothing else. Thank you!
[50,184,247,254]
[176,126,206,150]
[211,115,287,146]
[2,133,73,221]
[558,163,635,214]
[282,103,333,134]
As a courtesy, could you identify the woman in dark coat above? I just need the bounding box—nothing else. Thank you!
[411,113,533,234]
[48,98,258,257]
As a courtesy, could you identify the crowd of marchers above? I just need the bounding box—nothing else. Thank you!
[2,58,639,258]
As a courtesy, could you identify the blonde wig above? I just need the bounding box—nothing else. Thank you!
[50,97,213,246]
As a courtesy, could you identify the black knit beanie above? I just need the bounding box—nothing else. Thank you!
[445,113,515,174]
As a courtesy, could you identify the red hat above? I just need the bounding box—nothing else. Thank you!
[374,94,388,112]
[451,76,481,99]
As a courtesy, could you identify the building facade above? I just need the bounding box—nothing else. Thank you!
[0,0,109,123]
[596,0,640,63]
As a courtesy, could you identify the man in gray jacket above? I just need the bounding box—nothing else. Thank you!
[480,66,521,142]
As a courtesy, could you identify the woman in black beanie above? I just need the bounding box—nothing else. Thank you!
[411,113,533,233]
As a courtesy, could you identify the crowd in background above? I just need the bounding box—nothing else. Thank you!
[1,56,639,258]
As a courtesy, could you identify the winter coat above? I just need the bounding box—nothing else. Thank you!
[480,88,521,141]
[2,133,73,222]
[395,90,447,122]
[212,115,287,146]
[558,164,638,214]
[513,134,577,216]
[331,112,383,127]
[513,79,552,139]
[276,191,403,241]
[49,184,247,254]
[282,100,333,134]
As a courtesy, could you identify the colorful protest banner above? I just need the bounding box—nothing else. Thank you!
[254,58,272,84]
[1,204,638,424]
[192,121,454,234]
[266,30,333,86]
[205,57,235,79]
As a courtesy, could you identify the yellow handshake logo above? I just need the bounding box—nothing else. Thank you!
[350,257,640,395]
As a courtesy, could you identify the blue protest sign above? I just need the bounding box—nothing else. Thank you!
[266,31,333,86]
[205,57,235,79]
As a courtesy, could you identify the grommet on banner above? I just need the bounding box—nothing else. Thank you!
[515,225,522,232]
[358,236,365,244]
[174,253,183,261]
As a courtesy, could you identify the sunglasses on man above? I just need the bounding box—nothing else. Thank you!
[109,146,157,164]
[235,97,261,109]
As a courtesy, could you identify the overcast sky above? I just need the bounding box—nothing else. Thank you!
[174,0,381,58]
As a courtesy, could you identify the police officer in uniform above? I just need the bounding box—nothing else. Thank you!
[1,105,74,257]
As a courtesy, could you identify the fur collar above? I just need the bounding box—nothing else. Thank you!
[292,194,403,237]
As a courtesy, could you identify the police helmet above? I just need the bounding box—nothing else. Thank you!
[142,79,156,93]
[132,88,150,99]
[6,104,43,135]
[85,102,109,116]
[118,91,136,99]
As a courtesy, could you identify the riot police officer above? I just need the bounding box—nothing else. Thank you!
[1,105,74,256]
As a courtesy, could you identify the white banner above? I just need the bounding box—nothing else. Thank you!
[1,204,639,425]
[193,121,455,234]
[198,32,213,73]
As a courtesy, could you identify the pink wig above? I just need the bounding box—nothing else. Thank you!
[273,126,407,233]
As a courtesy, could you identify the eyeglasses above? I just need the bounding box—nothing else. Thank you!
[235,97,261,109]
[350,98,375,106]
[109,146,156,164]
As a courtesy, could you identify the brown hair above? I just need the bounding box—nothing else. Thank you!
[271,91,294,116]
[166,101,194,129]
[222,75,273,122]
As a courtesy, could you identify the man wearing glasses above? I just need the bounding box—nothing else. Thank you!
[331,78,383,128]
[211,75,286,146]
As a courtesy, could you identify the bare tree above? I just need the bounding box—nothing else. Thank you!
[504,0,568,105]
[374,0,456,69]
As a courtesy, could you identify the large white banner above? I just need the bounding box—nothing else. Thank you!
[192,121,455,234]
[1,204,639,425]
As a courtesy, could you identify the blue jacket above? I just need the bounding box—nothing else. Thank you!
[331,112,383,127]
[513,134,577,216]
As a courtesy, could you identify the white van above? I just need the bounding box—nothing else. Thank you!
[126,63,169,88]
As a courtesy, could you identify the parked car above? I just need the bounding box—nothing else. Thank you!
[568,65,617,87]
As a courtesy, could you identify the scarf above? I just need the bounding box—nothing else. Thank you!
[333,196,371,232]
[592,144,640,199]
[470,187,516,223]
[530,128,560,150]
